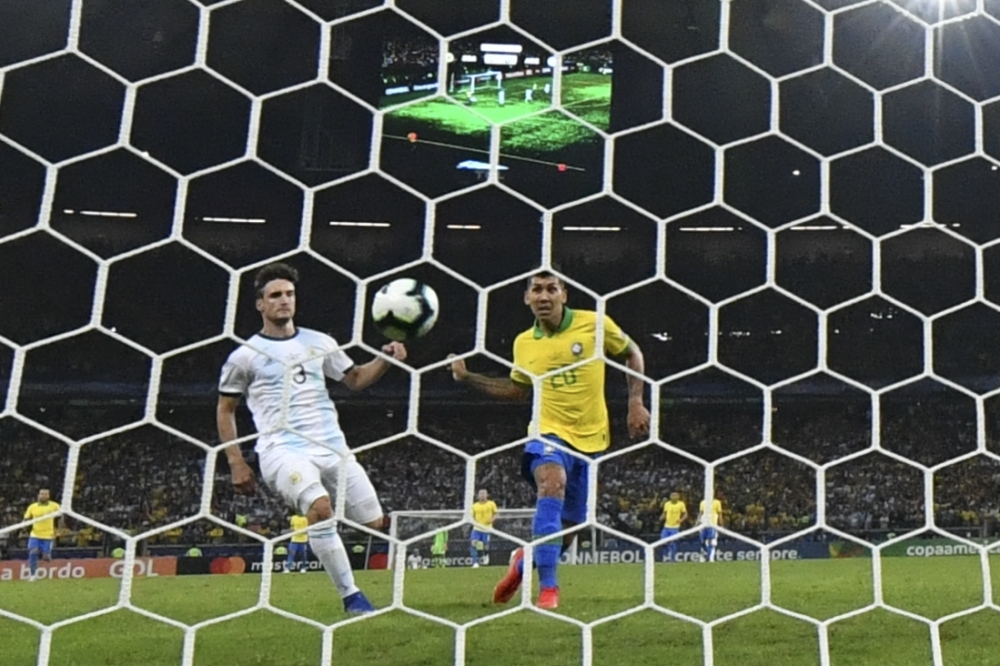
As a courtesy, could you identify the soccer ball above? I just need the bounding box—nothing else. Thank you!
[371,278,439,341]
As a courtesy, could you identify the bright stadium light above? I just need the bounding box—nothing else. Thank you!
[790,225,843,231]
[63,209,137,218]
[200,216,266,224]
[479,43,522,53]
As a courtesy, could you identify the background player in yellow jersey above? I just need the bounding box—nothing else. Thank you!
[698,495,724,562]
[23,489,61,581]
[451,270,650,609]
[660,492,688,563]
[470,489,498,568]
[284,514,310,573]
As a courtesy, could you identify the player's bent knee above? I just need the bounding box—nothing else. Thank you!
[536,477,566,499]
[534,463,567,499]
[306,496,334,524]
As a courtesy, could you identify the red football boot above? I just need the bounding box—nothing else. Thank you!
[492,548,524,604]
[537,586,560,610]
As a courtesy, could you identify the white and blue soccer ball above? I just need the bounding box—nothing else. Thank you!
[371,278,439,341]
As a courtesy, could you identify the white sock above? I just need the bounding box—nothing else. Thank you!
[308,525,359,599]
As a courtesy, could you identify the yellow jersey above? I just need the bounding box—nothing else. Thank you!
[472,500,498,528]
[510,309,631,453]
[290,515,309,543]
[24,501,60,539]
[700,499,723,527]
[662,501,687,529]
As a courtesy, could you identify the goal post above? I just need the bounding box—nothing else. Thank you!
[385,509,621,570]
[387,508,540,569]
[448,69,501,96]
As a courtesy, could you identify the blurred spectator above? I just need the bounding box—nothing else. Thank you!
[2,403,996,548]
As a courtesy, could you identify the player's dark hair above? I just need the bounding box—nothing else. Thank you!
[526,263,566,288]
[254,262,299,298]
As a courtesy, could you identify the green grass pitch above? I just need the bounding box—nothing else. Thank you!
[387,73,610,143]
[3,557,1000,666]
[559,73,612,130]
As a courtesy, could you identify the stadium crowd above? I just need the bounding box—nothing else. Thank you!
[565,48,613,73]
[383,38,437,71]
[3,402,998,553]
[382,37,438,93]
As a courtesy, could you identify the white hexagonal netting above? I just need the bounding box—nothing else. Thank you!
[3,0,1000,665]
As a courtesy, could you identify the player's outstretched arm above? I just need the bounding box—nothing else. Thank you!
[217,395,256,495]
[449,355,530,401]
[342,342,406,391]
[622,341,651,439]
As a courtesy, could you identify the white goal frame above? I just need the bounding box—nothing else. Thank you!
[448,69,501,96]
[386,508,540,569]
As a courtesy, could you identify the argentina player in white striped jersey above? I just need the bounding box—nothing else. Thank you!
[217,262,406,614]
[219,329,355,456]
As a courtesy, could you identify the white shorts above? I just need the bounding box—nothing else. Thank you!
[258,448,383,525]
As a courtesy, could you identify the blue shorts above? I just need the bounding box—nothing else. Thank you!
[521,435,593,525]
[28,537,53,555]
[470,530,490,545]
[701,528,718,542]
[661,527,680,540]
[288,542,307,556]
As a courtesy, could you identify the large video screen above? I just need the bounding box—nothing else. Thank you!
[364,21,660,205]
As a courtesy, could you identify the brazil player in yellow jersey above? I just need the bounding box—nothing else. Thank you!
[698,495,724,562]
[284,514,310,573]
[660,492,688,563]
[451,270,649,609]
[470,489,498,567]
[23,489,62,581]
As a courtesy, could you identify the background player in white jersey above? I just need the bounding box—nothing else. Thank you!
[217,262,406,614]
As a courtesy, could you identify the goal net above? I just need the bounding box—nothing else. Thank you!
[387,508,537,569]
[1,0,998,665]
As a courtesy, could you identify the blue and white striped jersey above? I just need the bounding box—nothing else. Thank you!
[219,328,355,454]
